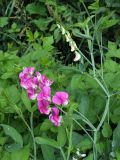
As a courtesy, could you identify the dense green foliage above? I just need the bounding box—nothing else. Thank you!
[0,0,120,160]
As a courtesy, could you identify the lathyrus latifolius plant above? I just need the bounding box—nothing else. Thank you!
[19,67,69,127]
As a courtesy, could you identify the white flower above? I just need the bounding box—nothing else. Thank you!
[73,51,81,61]
[69,41,77,52]
[61,26,66,35]
[65,31,71,42]
[57,24,61,28]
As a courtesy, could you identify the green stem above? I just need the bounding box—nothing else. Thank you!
[30,112,37,160]
[74,109,96,131]
[67,123,73,160]
[73,118,94,143]
[60,148,66,160]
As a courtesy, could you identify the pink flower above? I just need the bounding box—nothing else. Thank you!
[20,77,34,89]
[19,67,35,89]
[37,86,51,101]
[40,75,53,87]
[36,72,42,81]
[27,87,38,100]
[37,100,51,115]
[19,67,35,79]
[52,92,69,105]
[49,107,62,126]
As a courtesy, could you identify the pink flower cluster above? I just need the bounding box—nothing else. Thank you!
[19,67,69,126]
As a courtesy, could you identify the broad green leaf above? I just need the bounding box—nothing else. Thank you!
[102,122,112,138]
[0,17,8,27]
[79,95,89,116]
[0,124,23,147]
[104,59,119,72]
[10,145,30,160]
[84,153,93,160]
[78,138,92,151]
[26,3,46,15]
[33,18,53,31]
[35,137,60,149]
[57,126,66,147]
[40,119,53,131]
[72,132,83,145]
[26,30,34,42]
[95,14,119,31]
[41,145,55,160]
[116,150,120,160]
[112,122,120,150]
[1,72,14,79]
[6,85,20,104]
[21,90,31,112]
[42,36,54,51]
[0,137,7,145]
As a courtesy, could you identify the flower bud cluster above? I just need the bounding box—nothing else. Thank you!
[57,24,81,61]
[19,67,69,126]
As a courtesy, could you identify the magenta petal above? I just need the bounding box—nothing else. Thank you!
[27,88,37,100]
[37,100,50,115]
[49,107,62,126]
[37,86,51,101]
[52,91,69,105]
[52,95,62,105]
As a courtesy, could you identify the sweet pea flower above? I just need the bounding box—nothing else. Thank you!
[19,67,35,79]
[27,87,38,100]
[19,67,35,89]
[37,99,51,115]
[49,107,62,126]
[52,92,69,105]
[37,86,51,101]
[40,75,53,87]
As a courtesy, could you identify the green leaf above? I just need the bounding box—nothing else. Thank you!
[78,138,92,151]
[79,95,89,116]
[33,18,53,31]
[40,119,53,131]
[102,122,112,138]
[6,85,20,103]
[104,59,118,72]
[0,17,8,28]
[21,90,31,112]
[26,30,34,42]
[1,72,14,79]
[72,132,83,145]
[35,137,60,149]
[0,124,23,147]
[42,36,54,51]
[57,126,66,147]
[112,122,120,150]
[26,3,46,15]
[10,145,30,160]
[95,14,119,31]
[41,145,55,160]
